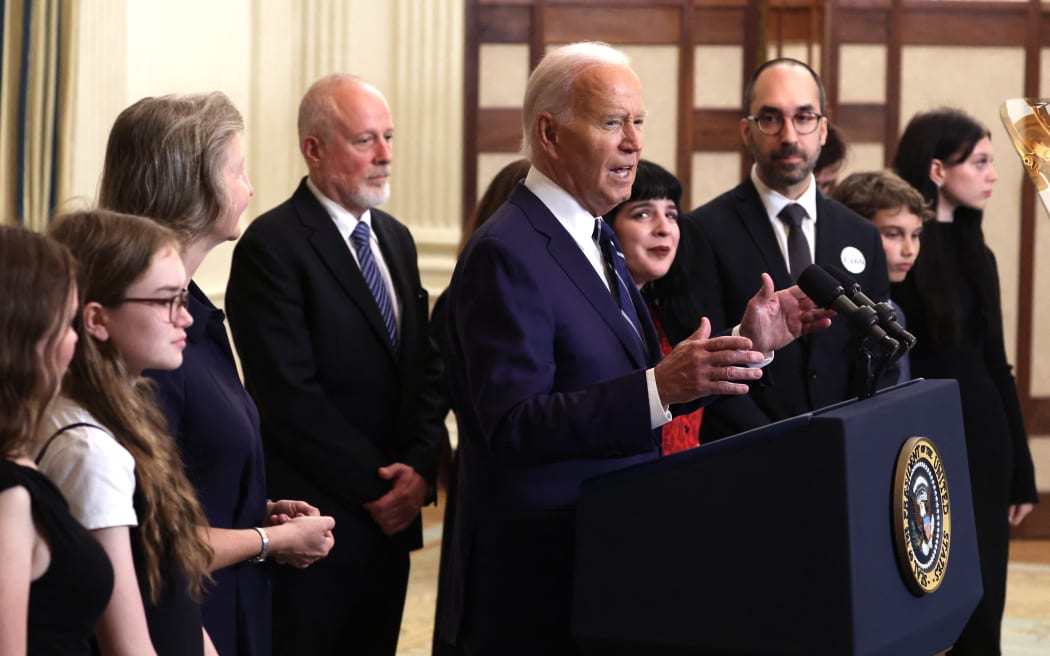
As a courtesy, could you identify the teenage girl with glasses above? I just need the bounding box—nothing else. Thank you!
[38,209,215,655]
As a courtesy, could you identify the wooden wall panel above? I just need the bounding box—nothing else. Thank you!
[831,9,887,43]
[898,9,1027,48]
[544,7,681,44]
[693,8,748,44]
[692,109,744,151]
[476,108,523,152]
[478,6,532,42]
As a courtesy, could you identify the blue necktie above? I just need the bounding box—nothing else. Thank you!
[594,218,642,344]
[350,221,398,350]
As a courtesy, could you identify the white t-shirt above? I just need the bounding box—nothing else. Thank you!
[33,396,138,530]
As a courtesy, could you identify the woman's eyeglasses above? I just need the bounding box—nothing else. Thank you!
[109,288,189,324]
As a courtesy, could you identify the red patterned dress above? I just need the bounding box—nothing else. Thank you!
[649,301,703,454]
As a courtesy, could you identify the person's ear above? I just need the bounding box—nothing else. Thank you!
[536,113,560,158]
[82,302,110,342]
[301,135,324,168]
[739,116,751,146]
[929,158,947,187]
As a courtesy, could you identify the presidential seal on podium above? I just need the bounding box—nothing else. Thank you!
[893,436,951,595]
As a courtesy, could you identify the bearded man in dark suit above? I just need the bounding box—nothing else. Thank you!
[225,74,444,656]
[658,58,895,443]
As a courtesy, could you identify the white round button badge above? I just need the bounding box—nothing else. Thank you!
[840,246,866,274]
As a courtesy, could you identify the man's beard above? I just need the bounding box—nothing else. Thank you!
[352,180,391,210]
[759,145,815,189]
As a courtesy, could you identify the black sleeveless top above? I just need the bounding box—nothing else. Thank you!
[0,460,113,655]
[36,420,203,656]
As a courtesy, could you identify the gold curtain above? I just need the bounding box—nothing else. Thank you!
[0,0,76,231]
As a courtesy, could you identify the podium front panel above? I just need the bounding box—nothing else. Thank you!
[573,379,981,655]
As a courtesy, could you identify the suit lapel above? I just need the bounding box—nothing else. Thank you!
[290,181,398,359]
[511,187,649,369]
[734,180,794,290]
[813,194,844,269]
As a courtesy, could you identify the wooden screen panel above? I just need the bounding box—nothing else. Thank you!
[478,5,532,41]
[834,103,884,143]
[693,7,748,44]
[692,109,744,151]
[476,108,524,152]
[898,6,1028,47]
[544,6,681,45]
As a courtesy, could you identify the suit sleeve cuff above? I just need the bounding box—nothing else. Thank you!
[646,368,672,429]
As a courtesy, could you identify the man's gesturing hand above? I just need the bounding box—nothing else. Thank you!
[654,317,766,406]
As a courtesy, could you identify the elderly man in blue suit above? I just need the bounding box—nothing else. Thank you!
[436,42,830,654]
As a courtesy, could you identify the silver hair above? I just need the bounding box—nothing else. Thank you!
[520,42,631,159]
[298,73,375,145]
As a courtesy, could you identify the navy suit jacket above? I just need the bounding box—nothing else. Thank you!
[437,183,675,648]
[660,177,894,442]
[225,178,445,565]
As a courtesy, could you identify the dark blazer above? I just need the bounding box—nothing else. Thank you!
[225,178,445,562]
[437,183,676,652]
[661,177,893,442]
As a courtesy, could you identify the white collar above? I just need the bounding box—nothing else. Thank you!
[750,165,819,224]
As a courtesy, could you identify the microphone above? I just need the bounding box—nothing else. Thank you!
[797,264,899,355]
[824,265,917,352]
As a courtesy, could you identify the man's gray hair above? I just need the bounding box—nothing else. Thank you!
[298,73,369,145]
[520,42,631,159]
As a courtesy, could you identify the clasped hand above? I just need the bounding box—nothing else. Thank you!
[265,499,335,568]
[363,463,428,537]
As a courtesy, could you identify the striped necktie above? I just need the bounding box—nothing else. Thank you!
[350,221,398,350]
[594,218,642,344]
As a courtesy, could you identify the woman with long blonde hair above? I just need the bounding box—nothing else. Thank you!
[40,209,214,655]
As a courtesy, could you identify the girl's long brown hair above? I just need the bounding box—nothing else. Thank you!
[0,225,76,458]
[49,209,213,604]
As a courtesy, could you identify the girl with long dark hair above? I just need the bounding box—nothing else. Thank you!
[892,108,1037,655]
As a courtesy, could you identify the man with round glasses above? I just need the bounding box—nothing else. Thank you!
[657,57,895,443]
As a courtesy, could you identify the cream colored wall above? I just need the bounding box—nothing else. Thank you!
[66,0,462,304]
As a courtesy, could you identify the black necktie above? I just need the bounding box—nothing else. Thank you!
[778,203,811,281]
[594,218,642,343]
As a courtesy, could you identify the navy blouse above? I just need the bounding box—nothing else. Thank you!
[147,282,271,656]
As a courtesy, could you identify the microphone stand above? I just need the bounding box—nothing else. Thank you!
[849,335,896,400]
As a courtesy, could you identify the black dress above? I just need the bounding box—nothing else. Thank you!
[147,282,270,656]
[0,460,113,655]
[892,222,1038,655]
[131,525,204,656]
